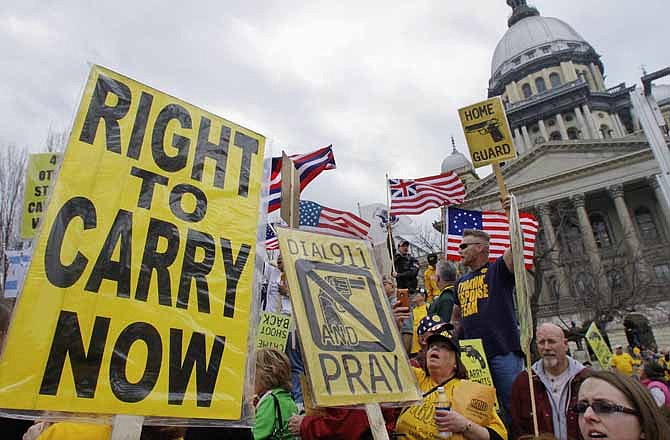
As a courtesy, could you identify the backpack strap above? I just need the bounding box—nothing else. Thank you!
[270,392,284,435]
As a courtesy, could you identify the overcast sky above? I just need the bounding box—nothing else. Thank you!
[1,0,668,220]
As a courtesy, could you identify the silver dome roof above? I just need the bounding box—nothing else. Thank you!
[441,149,472,174]
[491,16,588,77]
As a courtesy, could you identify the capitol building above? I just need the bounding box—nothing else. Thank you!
[441,0,670,348]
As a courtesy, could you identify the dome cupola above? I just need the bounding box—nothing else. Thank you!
[441,137,473,174]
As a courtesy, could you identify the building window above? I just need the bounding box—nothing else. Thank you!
[654,264,670,282]
[513,57,521,65]
[531,125,540,133]
[547,119,556,127]
[535,77,547,93]
[549,131,562,141]
[635,206,659,241]
[565,114,574,122]
[562,219,584,255]
[522,83,532,98]
[567,127,579,140]
[575,272,593,297]
[549,72,561,88]
[526,50,535,59]
[541,46,551,54]
[607,270,624,290]
[600,125,612,138]
[589,213,612,248]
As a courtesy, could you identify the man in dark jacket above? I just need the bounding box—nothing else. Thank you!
[393,240,419,290]
[510,323,590,440]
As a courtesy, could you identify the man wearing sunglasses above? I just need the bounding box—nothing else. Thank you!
[510,323,590,439]
[450,226,521,428]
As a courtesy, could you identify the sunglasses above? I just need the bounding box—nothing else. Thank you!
[571,401,640,417]
[459,242,484,250]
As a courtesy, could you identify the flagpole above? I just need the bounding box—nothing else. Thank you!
[385,173,395,263]
[441,205,447,258]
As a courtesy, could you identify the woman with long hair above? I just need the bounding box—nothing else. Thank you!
[575,370,670,440]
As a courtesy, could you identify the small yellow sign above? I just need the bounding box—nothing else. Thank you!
[585,322,612,369]
[256,312,292,351]
[458,96,516,167]
[21,153,61,239]
[277,227,421,406]
[0,65,265,420]
[459,339,499,410]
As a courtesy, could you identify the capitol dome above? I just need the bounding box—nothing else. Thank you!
[441,138,473,174]
[491,16,588,76]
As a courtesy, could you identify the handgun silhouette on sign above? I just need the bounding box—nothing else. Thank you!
[464,118,505,142]
[462,344,487,369]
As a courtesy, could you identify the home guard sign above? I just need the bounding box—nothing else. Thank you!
[0,65,265,419]
[277,228,420,406]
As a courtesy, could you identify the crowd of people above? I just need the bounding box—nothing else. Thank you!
[5,202,670,439]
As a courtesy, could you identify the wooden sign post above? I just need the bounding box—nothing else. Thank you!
[280,151,301,228]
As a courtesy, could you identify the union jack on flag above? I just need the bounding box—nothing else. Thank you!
[267,145,336,213]
[389,172,465,215]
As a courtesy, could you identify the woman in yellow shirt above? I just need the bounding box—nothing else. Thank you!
[395,325,507,440]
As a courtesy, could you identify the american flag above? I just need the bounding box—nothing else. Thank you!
[389,172,465,215]
[299,200,370,240]
[268,146,336,212]
[265,224,279,250]
[445,207,538,268]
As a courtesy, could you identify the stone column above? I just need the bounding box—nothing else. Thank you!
[521,125,532,147]
[538,119,549,142]
[574,106,591,139]
[560,61,578,82]
[608,184,642,257]
[649,175,670,238]
[571,194,609,293]
[582,104,603,139]
[590,62,606,91]
[514,128,526,154]
[538,203,572,299]
[606,113,622,138]
[556,113,569,140]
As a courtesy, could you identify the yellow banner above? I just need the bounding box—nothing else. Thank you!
[458,96,516,167]
[459,339,498,410]
[277,228,421,406]
[586,322,612,369]
[0,65,265,420]
[21,153,61,239]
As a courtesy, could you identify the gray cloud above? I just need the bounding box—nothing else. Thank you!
[0,0,667,218]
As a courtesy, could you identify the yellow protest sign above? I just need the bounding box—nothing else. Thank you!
[0,65,265,420]
[256,312,292,351]
[458,96,516,167]
[586,322,612,369]
[459,339,498,410]
[21,153,61,239]
[277,228,421,406]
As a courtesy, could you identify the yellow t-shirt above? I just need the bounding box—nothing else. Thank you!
[424,266,440,303]
[610,353,634,376]
[395,368,507,440]
[38,422,112,440]
[411,304,429,354]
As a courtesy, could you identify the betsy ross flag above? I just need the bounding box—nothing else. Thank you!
[446,207,538,268]
[268,145,336,212]
[300,200,370,240]
[265,224,279,250]
[389,172,465,215]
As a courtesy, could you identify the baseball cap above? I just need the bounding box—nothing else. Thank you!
[426,326,460,353]
[615,344,623,349]
[417,314,449,337]
[399,240,410,247]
